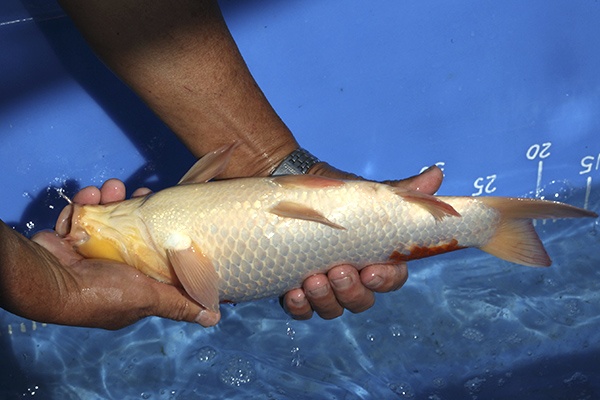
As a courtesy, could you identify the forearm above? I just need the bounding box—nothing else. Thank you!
[58,0,298,178]
[0,221,68,321]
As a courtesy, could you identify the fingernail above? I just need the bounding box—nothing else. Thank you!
[195,309,221,327]
[422,165,436,174]
[331,275,352,290]
[195,309,209,323]
[307,285,329,298]
[290,293,306,305]
[364,274,384,290]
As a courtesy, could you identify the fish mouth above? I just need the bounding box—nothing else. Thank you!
[56,204,90,246]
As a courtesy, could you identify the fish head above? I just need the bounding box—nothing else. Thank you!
[58,203,129,263]
[56,199,176,283]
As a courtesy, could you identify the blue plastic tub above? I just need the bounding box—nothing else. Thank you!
[2,1,599,398]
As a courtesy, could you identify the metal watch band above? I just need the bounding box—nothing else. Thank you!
[271,148,320,176]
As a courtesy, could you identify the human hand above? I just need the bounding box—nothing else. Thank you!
[281,161,443,320]
[31,179,219,329]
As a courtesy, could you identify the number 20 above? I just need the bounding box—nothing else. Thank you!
[526,142,551,160]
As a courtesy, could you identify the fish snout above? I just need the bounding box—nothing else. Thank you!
[56,203,73,236]
[56,204,90,247]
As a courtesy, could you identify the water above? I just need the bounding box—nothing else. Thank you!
[1,190,598,399]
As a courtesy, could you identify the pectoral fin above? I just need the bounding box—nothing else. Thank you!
[165,235,220,313]
[270,201,346,230]
[178,142,239,184]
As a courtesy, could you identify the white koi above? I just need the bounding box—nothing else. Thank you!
[58,145,597,313]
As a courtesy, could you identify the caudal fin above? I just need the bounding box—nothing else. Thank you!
[476,198,597,267]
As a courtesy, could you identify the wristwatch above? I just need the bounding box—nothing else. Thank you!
[271,148,320,176]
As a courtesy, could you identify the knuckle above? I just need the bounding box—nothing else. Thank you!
[167,299,193,322]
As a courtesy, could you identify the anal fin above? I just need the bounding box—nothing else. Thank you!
[165,234,220,312]
[270,201,346,230]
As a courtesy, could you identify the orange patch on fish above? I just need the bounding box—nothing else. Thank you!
[389,239,465,262]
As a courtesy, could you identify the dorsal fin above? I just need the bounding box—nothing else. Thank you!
[391,187,461,221]
[178,142,239,185]
[270,201,346,230]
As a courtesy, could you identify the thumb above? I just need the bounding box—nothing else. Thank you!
[382,165,443,195]
[151,282,221,327]
[32,230,84,266]
[309,161,444,195]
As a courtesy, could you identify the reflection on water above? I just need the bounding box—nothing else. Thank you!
[1,189,598,399]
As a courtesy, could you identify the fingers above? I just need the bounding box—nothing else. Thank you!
[309,161,444,195]
[72,178,126,205]
[194,309,221,327]
[99,179,127,203]
[136,271,221,327]
[284,265,377,320]
[284,263,408,321]
[281,288,313,320]
[132,187,152,197]
[301,273,343,319]
[72,179,151,205]
[327,265,374,313]
[283,275,340,320]
[72,185,101,204]
[31,230,84,265]
[360,263,408,292]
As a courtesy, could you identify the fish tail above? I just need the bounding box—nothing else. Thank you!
[476,197,597,267]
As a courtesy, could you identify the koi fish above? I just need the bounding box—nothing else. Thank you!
[58,145,597,313]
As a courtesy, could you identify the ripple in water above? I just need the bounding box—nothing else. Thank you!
[196,346,218,363]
